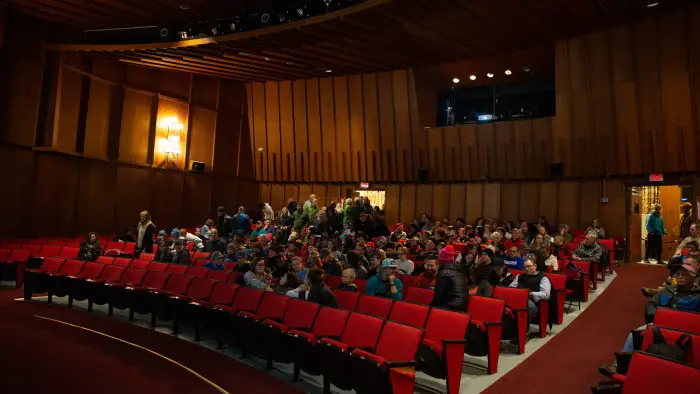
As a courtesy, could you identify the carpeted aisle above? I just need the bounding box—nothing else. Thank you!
[483,263,667,394]
[0,289,303,394]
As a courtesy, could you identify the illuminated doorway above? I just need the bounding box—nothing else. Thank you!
[354,190,386,210]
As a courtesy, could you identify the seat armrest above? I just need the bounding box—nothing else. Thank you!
[385,360,417,369]
[442,339,467,345]
[484,321,503,327]
[350,346,375,352]
[613,352,633,375]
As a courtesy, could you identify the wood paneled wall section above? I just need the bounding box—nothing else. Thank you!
[247,70,427,183]
[0,15,257,238]
[257,180,628,238]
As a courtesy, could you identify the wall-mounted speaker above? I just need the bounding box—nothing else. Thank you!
[418,168,429,184]
[190,161,205,173]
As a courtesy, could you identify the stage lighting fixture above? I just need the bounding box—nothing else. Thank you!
[261,13,271,23]
[523,66,531,73]
[647,2,659,7]
[505,69,512,75]
[487,73,494,78]
[469,75,476,80]
[452,77,460,83]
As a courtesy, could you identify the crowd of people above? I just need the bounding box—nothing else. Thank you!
[76,195,618,321]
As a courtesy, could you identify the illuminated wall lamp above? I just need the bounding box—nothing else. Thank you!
[162,118,183,168]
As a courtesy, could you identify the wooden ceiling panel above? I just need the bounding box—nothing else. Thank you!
[4,0,675,81]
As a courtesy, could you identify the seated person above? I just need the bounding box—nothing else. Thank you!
[494,263,515,287]
[572,232,602,264]
[320,248,343,276]
[79,232,101,261]
[279,256,308,288]
[365,259,403,300]
[669,224,699,266]
[170,239,191,266]
[503,245,524,270]
[155,238,173,262]
[203,251,226,270]
[431,252,467,311]
[414,254,438,289]
[390,223,407,242]
[244,258,273,291]
[179,228,204,252]
[509,257,551,318]
[113,227,135,243]
[251,219,276,238]
[600,261,700,377]
[336,268,358,292]
[542,246,558,271]
[223,243,237,262]
[203,229,226,254]
[470,264,493,296]
[585,218,606,239]
[395,246,415,275]
[288,268,339,307]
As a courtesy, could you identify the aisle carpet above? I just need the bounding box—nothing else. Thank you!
[483,263,667,394]
[0,289,303,394]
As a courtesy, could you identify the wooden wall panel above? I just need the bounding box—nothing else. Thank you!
[415,185,433,219]
[531,118,552,179]
[54,67,83,153]
[500,183,519,223]
[392,70,412,181]
[326,185,342,206]
[465,183,483,224]
[557,181,579,228]
[32,154,79,236]
[126,64,158,90]
[482,183,501,221]
[0,147,34,237]
[443,126,461,181]
[305,79,322,182]
[611,25,641,174]
[578,181,601,226]
[691,8,700,172]
[407,69,427,176]
[399,185,417,224]
[551,39,573,177]
[83,80,112,158]
[538,182,559,224]
[279,80,295,181]
[513,120,532,179]
[333,77,352,182]
[377,72,396,181]
[599,180,627,240]
[158,70,190,100]
[75,160,116,236]
[518,182,540,222]
[189,106,215,171]
[182,172,212,229]
[265,81,282,181]
[285,184,300,205]
[448,184,466,222]
[476,123,495,179]
[154,97,188,169]
[586,30,616,176]
[427,128,444,180]
[118,90,153,165]
[312,184,327,207]
[150,170,183,232]
[215,80,244,177]
[4,57,43,146]
[292,80,309,181]
[385,185,401,225]
[348,75,365,181]
[362,74,380,181]
[251,82,268,180]
[259,183,271,205]
[298,184,313,206]
[494,122,512,180]
[113,166,151,233]
[460,125,479,181]
[270,183,286,211]
[431,184,450,221]
[319,77,337,182]
[191,75,219,109]
[567,36,592,177]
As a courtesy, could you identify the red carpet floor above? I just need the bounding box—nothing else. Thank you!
[483,263,667,394]
[0,289,303,394]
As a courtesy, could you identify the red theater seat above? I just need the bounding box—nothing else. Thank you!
[58,247,80,259]
[166,265,188,275]
[356,295,394,319]
[332,289,360,310]
[66,241,81,248]
[326,275,342,289]
[617,352,700,393]
[388,301,430,329]
[123,270,171,320]
[193,252,211,260]
[188,282,240,341]
[262,298,320,367]
[404,287,434,306]
[138,253,155,262]
[148,274,195,327]
[21,244,42,256]
[171,277,217,333]
[544,272,567,324]
[492,286,530,354]
[46,240,66,247]
[238,292,291,356]
[206,270,231,282]
[654,308,700,333]
[97,267,148,313]
[186,266,208,278]
[0,249,32,287]
[354,279,367,293]
[23,257,67,300]
[105,241,125,252]
[39,245,63,258]
[28,239,47,246]
[130,260,150,269]
[123,242,136,255]
[466,296,505,374]
[96,256,115,265]
[113,258,131,267]
[0,249,11,261]
[148,262,169,272]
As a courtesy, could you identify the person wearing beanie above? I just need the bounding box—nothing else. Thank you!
[438,244,457,265]
[431,249,468,311]
[365,259,403,300]
[204,251,226,270]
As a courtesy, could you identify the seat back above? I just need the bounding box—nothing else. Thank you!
[206,270,231,282]
[356,295,394,319]
[113,257,132,267]
[8,249,31,262]
[58,247,80,259]
[492,286,529,310]
[312,307,350,337]
[424,308,471,345]
[120,268,147,286]
[404,287,434,305]
[60,259,85,276]
[0,249,10,260]
[340,312,384,349]
[282,298,320,330]
[166,265,188,275]
[374,321,424,361]
[195,259,209,267]
[388,301,430,328]
[101,265,127,282]
[139,253,155,261]
[106,241,125,250]
[66,241,82,248]
[142,271,170,290]
[641,326,700,366]
[208,282,239,306]
[21,244,42,256]
[187,277,216,300]
[326,275,342,289]
[40,257,66,272]
[81,262,106,278]
[222,262,236,271]
[3,243,21,250]
[29,239,47,245]
[164,274,194,294]
[622,352,700,394]
[96,256,115,265]
[467,296,506,322]
[231,287,264,313]
[192,252,211,260]
[544,272,566,289]
[255,292,290,320]
[148,262,168,272]
[332,289,360,310]
[130,260,150,269]
[654,308,700,335]
[46,240,66,247]
[123,242,136,253]
[186,266,208,278]
[354,279,367,293]
[37,245,61,258]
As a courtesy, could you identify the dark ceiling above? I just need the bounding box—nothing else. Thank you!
[2,0,671,82]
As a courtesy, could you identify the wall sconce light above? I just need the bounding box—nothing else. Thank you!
[162,117,183,169]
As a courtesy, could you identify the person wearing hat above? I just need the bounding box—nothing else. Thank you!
[171,239,191,266]
[438,244,457,265]
[365,258,403,300]
[204,251,226,270]
[680,202,694,240]
[431,249,468,311]
[215,206,233,244]
[155,237,173,263]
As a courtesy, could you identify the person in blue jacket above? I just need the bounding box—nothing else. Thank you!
[365,258,403,300]
[645,203,667,264]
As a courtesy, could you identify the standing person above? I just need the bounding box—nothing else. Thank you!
[645,203,667,264]
[215,206,233,244]
[136,211,156,255]
[201,219,215,240]
[680,202,694,240]
[232,206,251,237]
[79,232,101,261]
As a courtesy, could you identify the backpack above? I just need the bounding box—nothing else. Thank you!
[646,326,692,362]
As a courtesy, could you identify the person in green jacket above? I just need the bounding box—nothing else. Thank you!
[343,198,352,229]
[645,203,667,264]
[365,259,403,300]
[305,198,319,222]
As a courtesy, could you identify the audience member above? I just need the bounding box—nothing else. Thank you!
[155,238,173,262]
[365,259,403,300]
[320,248,342,276]
[179,228,204,251]
[296,268,339,307]
[201,219,215,239]
[585,218,606,239]
[573,232,602,264]
[542,246,558,271]
[504,245,524,270]
[245,258,273,291]
[216,206,233,243]
[395,246,414,275]
[431,250,467,311]
[414,254,438,289]
[203,229,226,254]
[79,232,101,261]
[674,223,699,257]
[171,239,191,266]
[203,251,226,270]
[336,268,358,292]
[232,206,251,236]
[509,257,551,318]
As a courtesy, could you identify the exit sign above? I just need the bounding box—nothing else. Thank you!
[649,173,664,182]
[359,182,370,189]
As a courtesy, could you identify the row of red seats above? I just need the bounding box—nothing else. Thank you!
[23,258,474,394]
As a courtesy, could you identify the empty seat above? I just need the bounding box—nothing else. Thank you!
[66,241,82,248]
[237,292,291,356]
[166,265,189,275]
[148,274,195,327]
[466,296,506,374]
[347,321,424,394]
[492,286,530,354]
[123,271,171,321]
[416,308,471,394]
[0,249,11,261]
[130,260,150,269]
[618,352,700,393]
[138,253,155,261]
[188,282,240,342]
[58,247,80,259]
[193,252,211,260]
[388,301,430,329]
[171,277,217,333]
[654,308,700,333]
[212,287,265,348]
[0,249,33,287]
[96,256,115,265]
[94,267,148,313]
[544,272,567,324]
[123,242,136,255]
[46,240,66,247]
[206,270,231,282]
[354,279,367,293]
[356,295,394,319]
[332,289,360,310]
[39,245,63,258]
[23,257,67,300]
[186,266,208,278]
[28,239,47,246]
[263,298,321,366]
[404,287,434,305]
[113,258,132,267]
[67,264,126,308]
[148,261,169,272]
[194,259,209,267]
[105,241,125,251]
[21,244,42,256]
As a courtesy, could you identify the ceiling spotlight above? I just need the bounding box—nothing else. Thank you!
[647,2,659,7]
[523,66,531,73]
[505,69,512,75]
[264,57,270,61]
[469,75,476,80]
[325,69,332,73]
[452,77,460,83]
[486,73,494,78]
[179,4,190,10]
[261,13,270,23]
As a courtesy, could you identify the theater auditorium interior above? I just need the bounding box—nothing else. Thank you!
[2,0,700,393]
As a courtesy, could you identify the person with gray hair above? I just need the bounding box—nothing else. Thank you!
[645,203,667,264]
[572,231,602,264]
